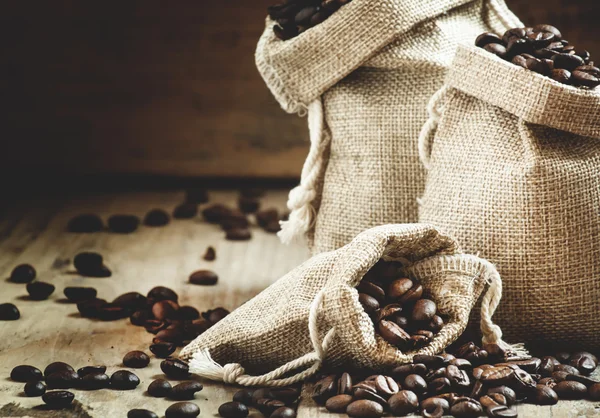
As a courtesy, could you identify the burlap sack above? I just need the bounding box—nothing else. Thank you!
[180,224,520,387]
[256,0,521,254]
[418,44,600,349]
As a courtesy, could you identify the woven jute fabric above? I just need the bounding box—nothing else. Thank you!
[180,224,507,381]
[419,44,600,349]
[256,0,521,254]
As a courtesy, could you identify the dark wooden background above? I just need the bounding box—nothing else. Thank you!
[0,1,598,181]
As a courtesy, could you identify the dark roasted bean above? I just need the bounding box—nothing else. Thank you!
[271,406,297,418]
[256,398,286,416]
[173,203,198,219]
[338,372,353,395]
[553,380,588,399]
[326,394,354,413]
[533,24,562,40]
[532,384,558,405]
[153,300,180,320]
[67,214,103,233]
[475,32,503,48]
[97,304,131,321]
[312,374,337,405]
[144,209,170,227]
[347,399,384,418]
[165,402,200,418]
[11,365,43,382]
[569,351,598,375]
[185,188,209,204]
[357,281,386,303]
[161,358,190,379]
[203,204,231,224]
[358,293,379,314]
[233,389,254,405]
[123,351,150,368]
[203,246,216,261]
[487,386,516,406]
[26,281,55,300]
[189,270,218,285]
[10,264,36,283]
[113,292,148,310]
[44,362,75,377]
[219,401,249,418]
[554,364,580,375]
[507,358,541,374]
[238,197,260,214]
[42,390,74,409]
[411,299,436,322]
[450,398,483,417]
[171,381,203,400]
[74,252,111,277]
[24,380,46,396]
[589,383,600,401]
[378,320,410,347]
[226,228,252,241]
[150,342,177,359]
[111,370,140,390]
[387,278,413,300]
[0,303,20,320]
[403,374,427,395]
[566,373,599,387]
[77,298,108,318]
[80,373,110,390]
[374,375,399,397]
[46,370,80,389]
[108,214,140,233]
[148,379,173,397]
[271,387,300,404]
[63,287,97,302]
[148,286,178,302]
[128,409,159,418]
[429,377,452,395]
[388,390,419,416]
[130,310,152,326]
[553,53,585,71]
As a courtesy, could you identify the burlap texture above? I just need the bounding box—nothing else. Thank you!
[180,224,502,375]
[419,44,600,349]
[256,0,521,254]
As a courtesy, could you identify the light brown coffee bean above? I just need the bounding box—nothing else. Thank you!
[388,390,419,416]
[388,278,413,300]
[374,375,399,397]
[325,394,354,413]
[346,400,384,418]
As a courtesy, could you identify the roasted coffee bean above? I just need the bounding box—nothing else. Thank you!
[173,203,198,219]
[553,380,587,399]
[532,384,558,405]
[252,388,276,404]
[256,208,279,228]
[487,386,516,406]
[148,379,173,397]
[555,351,571,363]
[24,380,47,396]
[74,252,111,277]
[378,320,410,347]
[502,27,528,44]
[42,390,74,409]
[414,354,446,369]
[271,406,297,418]
[312,374,337,404]
[80,373,110,390]
[388,390,419,416]
[400,283,424,304]
[111,370,140,390]
[527,30,555,48]
[377,304,403,322]
[358,293,379,314]
[26,281,55,300]
[392,363,427,378]
[451,358,473,370]
[347,399,384,418]
[538,377,556,386]
[338,372,353,395]
[144,209,170,227]
[108,214,140,233]
[130,310,152,326]
[573,68,600,88]
[238,197,260,214]
[148,286,178,302]
[507,357,541,374]
[189,270,218,285]
[569,351,598,375]
[566,373,599,387]
[178,306,200,321]
[487,405,517,418]
[552,371,570,382]
[10,264,36,283]
[388,278,413,300]
[77,298,108,318]
[226,227,252,241]
[67,214,104,233]
[161,358,190,379]
[374,375,398,397]
[479,395,501,409]
[525,57,551,75]
[128,409,159,418]
[219,401,249,418]
[512,368,537,393]
[171,381,203,400]
[506,38,532,57]
[539,356,559,376]
[205,307,230,323]
[475,32,503,48]
[63,287,97,302]
[554,364,580,375]
[0,303,20,321]
[480,365,515,386]
[155,328,184,344]
[446,364,470,389]
[97,303,132,321]
[113,292,148,310]
[202,204,231,224]
[220,210,249,231]
[185,188,209,204]
[326,394,354,413]
[553,53,585,71]
[144,320,167,334]
[44,362,75,378]
[411,299,436,322]
[233,389,254,405]
[165,402,200,418]
[123,351,150,368]
[403,374,427,395]
[11,365,43,382]
[357,281,386,303]
[203,246,216,261]
[421,397,450,414]
[153,300,180,320]
[353,387,387,405]
[450,398,483,417]
[271,387,300,404]
[429,377,452,395]
[533,24,562,40]
[256,398,286,416]
[589,383,600,401]
[512,53,530,68]
[46,370,80,389]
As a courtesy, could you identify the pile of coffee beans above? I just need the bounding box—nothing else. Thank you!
[268,0,352,41]
[357,261,445,352]
[476,24,600,89]
[310,342,600,418]
[219,387,301,418]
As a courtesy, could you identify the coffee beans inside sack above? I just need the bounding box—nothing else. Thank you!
[180,224,522,387]
[418,24,600,349]
[256,0,521,254]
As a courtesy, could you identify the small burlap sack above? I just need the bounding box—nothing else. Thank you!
[256,0,521,254]
[179,224,521,387]
[418,44,600,349]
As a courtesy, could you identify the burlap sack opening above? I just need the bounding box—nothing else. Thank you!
[179,224,519,387]
[256,0,521,254]
[419,44,600,349]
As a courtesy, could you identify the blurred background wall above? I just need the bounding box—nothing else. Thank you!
[0,0,598,182]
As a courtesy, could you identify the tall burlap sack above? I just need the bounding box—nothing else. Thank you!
[179,224,522,387]
[256,0,521,254]
[418,44,600,349]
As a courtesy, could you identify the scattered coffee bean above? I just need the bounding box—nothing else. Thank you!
[0,303,20,320]
[388,390,419,415]
[553,380,588,399]
[532,384,558,405]
[97,303,132,321]
[77,298,108,318]
[11,365,43,382]
[26,281,55,300]
[76,364,105,376]
[153,300,180,320]
[589,383,600,401]
[238,196,260,214]
[144,209,170,227]
[256,208,279,228]
[150,342,177,358]
[10,264,36,283]
[80,373,110,390]
[347,399,384,418]
[233,389,254,405]
[148,286,179,302]
[111,370,140,390]
[128,409,159,418]
[161,358,191,379]
[173,203,198,219]
[226,227,252,241]
[205,307,230,323]
[130,310,152,326]
[165,402,200,418]
[42,390,74,409]
[203,246,216,261]
[24,380,47,396]
[219,402,249,418]
[67,214,104,233]
[178,306,201,321]
[148,379,173,397]
[74,252,111,277]
[46,370,80,389]
[171,381,203,400]
[189,270,218,285]
[123,351,151,368]
[185,188,209,204]
[326,394,354,413]
[63,287,97,302]
[569,351,598,375]
[203,204,232,224]
[271,407,297,418]
[256,398,286,416]
[44,362,74,378]
[108,214,140,233]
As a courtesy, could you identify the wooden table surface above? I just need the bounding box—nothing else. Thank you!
[0,189,598,418]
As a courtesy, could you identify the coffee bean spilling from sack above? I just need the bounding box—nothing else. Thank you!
[357,261,445,352]
[268,0,353,41]
[476,24,600,89]
[311,344,600,418]
[219,387,301,418]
